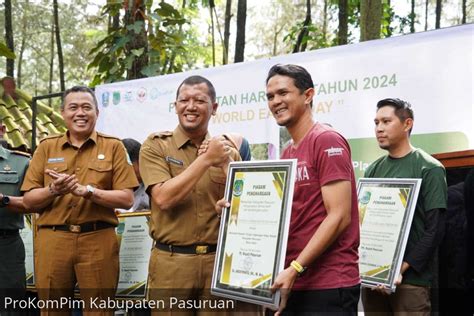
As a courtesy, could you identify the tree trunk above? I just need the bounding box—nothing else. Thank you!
[424,0,429,31]
[124,0,149,80]
[293,0,311,53]
[108,10,120,34]
[234,0,247,63]
[410,0,415,33]
[53,0,65,92]
[435,0,442,29]
[338,0,348,45]
[223,0,232,64]
[462,0,466,24]
[17,37,26,88]
[209,0,216,66]
[322,0,328,44]
[49,16,55,104]
[360,0,382,42]
[5,0,14,77]
[17,0,29,88]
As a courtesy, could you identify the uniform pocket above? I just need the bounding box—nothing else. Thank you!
[169,164,185,177]
[45,162,68,173]
[87,160,113,188]
[0,173,19,184]
[209,166,226,184]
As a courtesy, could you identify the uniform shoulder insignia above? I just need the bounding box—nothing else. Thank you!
[11,150,31,158]
[151,131,173,139]
[39,133,63,143]
[97,132,120,140]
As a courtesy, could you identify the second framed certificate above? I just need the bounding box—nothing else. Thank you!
[358,178,421,292]
[211,160,296,309]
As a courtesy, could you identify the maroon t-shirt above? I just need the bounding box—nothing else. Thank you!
[281,123,360,290]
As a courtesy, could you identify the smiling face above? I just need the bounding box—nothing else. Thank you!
[374,106,412,151]
[175,83,217,138]
[61,91,98,140]
[266,74,313,129]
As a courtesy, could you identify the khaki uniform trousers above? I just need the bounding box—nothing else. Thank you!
[35,227,119,316]
[148,247,263,316]
[362,283,431,316]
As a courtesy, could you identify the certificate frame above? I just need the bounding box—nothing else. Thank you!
[357,178,421,292]
[21,214,36,289]
[115,211,153,299]
[211,160,296,308]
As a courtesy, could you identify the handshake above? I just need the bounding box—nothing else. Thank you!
[197,135,236,169]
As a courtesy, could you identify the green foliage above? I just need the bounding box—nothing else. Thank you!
[381,2,395,37]
[88,1,187,86]
[284,22,332,50]
[0,41,15,59]
[283,0,362,52]
[0,0,102,102]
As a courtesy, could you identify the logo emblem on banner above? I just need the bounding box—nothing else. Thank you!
[150,88,159,100]
[101,92,109,107]
[113,91,121,105]
[124,91,133,102]
[137,88,147,102]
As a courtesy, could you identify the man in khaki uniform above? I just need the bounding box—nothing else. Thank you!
[140,76,259,315]
[21,86,138,315]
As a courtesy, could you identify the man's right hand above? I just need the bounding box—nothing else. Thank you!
[45,169,78,196]
[215,198,230,217]
[202,137,231,167]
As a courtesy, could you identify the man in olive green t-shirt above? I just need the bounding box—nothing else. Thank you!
[362,98,447,315]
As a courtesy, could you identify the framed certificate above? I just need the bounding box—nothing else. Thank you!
[211,160,296,308]
[20,214,35,288]
[115,211,153,299]
[357,178,421,292]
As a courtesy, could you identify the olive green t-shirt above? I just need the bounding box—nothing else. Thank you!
[364,148,447,286]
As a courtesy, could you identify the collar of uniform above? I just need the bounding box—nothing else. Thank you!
[174,125,211,149]
[0,145,9,160]
[61,130,98,148]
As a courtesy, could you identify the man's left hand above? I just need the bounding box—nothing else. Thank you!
[270,266,298,315]
[72,184,88,197]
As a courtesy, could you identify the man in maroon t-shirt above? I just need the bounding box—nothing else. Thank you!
[266,64,360,315]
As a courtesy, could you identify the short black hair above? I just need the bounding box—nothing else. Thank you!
[266,64,314,107]
[377,98,414,134]
[62,86,97,110]
[176,75,216,103]
[266,64,314,91]
[376,98,414,121]
[122,138,141,162]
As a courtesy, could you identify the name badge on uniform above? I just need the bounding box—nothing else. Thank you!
[165,156,184,166]
[48,157,65,163]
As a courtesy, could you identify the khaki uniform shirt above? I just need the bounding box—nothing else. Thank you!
[140,126,240,246]
[21,131,138,226]
[0,147,29,229]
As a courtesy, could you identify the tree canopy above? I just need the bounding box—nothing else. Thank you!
[0,0,471,97]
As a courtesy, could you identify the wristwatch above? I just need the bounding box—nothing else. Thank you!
[84,185,95,199]
[0,194,10,207]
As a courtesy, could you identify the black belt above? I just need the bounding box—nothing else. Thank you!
[155,242,217,255]
[40,221,115,233]
[0,229,19,237]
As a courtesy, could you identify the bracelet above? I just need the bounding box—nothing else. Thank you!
[290,260,304,273]
[48,183,59,196]
[290,260,307,276]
